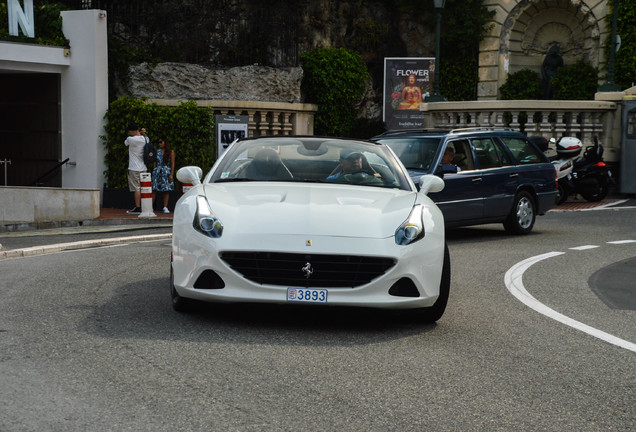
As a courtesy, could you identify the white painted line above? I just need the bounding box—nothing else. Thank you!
[579,199,629,210]
[568,245,599,250]
[504,252,636,353]
[607,240,636,244]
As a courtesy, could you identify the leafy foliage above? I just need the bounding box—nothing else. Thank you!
[608,0,636,89]
[552,61,599,100]
[102,97,215,189]
[441,57,479,101]
[301,48,371,136]
[499,69,542,100]
[0,1,69,46]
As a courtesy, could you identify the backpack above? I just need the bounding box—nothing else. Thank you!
[142,137,157,165]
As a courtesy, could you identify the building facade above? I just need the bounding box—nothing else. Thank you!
[478,0,611,100]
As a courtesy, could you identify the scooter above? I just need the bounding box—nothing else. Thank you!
[531,135,613,204]
[568,137,615,202]
[548,136,580,204]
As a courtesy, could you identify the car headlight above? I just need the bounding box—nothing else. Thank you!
[395,204,424,245]
[193,195,223,238]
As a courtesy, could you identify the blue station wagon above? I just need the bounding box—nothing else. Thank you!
[373,128,558,234]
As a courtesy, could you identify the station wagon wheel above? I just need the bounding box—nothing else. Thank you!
[504,191,536,235]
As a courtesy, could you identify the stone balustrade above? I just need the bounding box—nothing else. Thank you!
[149,99,318,137]
[421,99,622,162]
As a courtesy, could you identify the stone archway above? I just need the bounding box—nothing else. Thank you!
[478,0,608,100]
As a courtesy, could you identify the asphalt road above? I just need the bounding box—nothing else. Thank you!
[0,207,634,431]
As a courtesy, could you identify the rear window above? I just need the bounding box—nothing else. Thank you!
[500,137,544,164]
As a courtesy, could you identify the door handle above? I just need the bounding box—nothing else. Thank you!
[509,173,519,177]
[472,177,483,183]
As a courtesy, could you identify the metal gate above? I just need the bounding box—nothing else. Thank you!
[621,100,636,194]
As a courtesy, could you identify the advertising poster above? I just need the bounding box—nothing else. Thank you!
[383,57,435,130]
[215,115,249,158]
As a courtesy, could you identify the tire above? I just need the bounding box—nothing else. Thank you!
[579,175,608,202]
[417,243,451,323]
[557,183,568,204]
[170,264,194,312]
[503,191,536,235]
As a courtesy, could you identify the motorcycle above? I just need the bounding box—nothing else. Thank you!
[552,136,615,203]
[549,136,581,204]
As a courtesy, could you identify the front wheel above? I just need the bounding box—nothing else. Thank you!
[503,191,536,235]
[579,175,608,202]
[557,183,568,204]
[170,264,195,312]
[415,243,450,323]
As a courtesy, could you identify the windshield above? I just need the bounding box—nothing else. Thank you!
[376,137,442,172]
[208,137,412,190]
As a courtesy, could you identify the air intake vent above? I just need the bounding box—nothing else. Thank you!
[220,252,395,288]
[388,278,420,297]
[194,270,225,289]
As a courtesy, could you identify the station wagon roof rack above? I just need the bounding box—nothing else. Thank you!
[449,127,515,133]
[377,128,451,136]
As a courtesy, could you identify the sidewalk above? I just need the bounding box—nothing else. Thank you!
[0,207,173,259]
[98,207,174,221]
[0,207,173,234]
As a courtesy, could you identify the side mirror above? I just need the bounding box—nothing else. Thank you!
[176,166,203,185]
[418,174,445,195]
[441,164,458,174]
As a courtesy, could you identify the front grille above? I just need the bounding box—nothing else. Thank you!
[220,252,396,288]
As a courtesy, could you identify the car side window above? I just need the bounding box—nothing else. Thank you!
[471,138,502,169]
[494,140,513,166]
[501,137,544,164]
[447,139,474,171]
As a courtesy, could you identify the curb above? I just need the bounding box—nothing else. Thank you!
[0,233,172,260]
[0,217,172,234]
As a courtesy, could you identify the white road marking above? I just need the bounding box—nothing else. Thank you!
[504,252,636,353]
[608,240,636,244]
[568,245,599,250]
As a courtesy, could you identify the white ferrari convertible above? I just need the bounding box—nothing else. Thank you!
[171,136,450,322]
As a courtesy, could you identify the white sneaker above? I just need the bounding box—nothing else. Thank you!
[163,207,170,214]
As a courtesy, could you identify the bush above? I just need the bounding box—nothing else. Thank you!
[551,60,599,100]
[102,97,215,189]
[441,57,479,101]
[0,1,69,46]
[301,48,371,136]
[609,0,636,90]
[499,69,542,100]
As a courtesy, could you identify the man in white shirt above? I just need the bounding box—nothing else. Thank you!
[124,123,148,214]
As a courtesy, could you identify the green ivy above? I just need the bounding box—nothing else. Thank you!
[0,1,69,47]
[607,0,636,89]
[441,57,479,101]
[499,69,542,100]
[552,61,599,100]
[102,97,215,189]
[301,48,370,136]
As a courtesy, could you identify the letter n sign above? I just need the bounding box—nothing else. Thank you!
[8,0,35,38]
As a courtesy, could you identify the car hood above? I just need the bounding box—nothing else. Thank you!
[203,183,418,239]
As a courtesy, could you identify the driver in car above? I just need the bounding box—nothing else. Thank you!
[326,149,383,185]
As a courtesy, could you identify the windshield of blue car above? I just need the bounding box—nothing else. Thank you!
[376,137,442,171]
[207,137,412,190]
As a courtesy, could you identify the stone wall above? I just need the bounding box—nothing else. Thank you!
[128,64,304,103]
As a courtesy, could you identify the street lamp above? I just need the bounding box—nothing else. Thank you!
[425,0,446,102]
[599,0,621,92]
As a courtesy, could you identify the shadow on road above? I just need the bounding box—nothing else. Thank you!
[78,277,442,347]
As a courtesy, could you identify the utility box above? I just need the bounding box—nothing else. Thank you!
[621,100,636,194]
